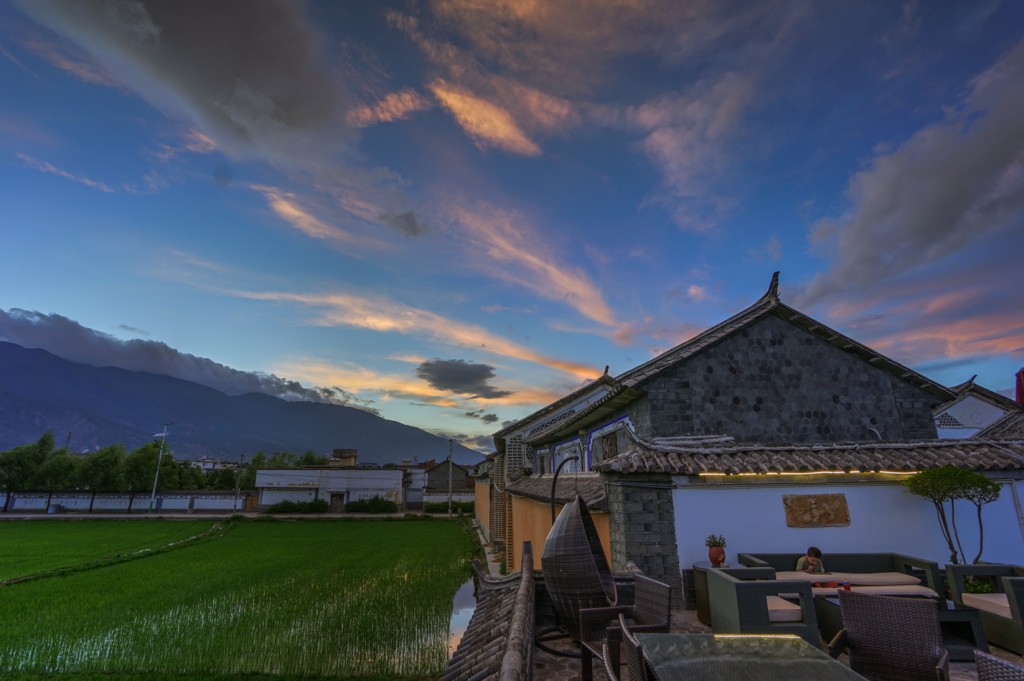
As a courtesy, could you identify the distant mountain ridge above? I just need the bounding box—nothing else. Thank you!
[0,341,482,465]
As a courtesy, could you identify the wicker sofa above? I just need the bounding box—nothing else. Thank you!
[737,552,944,600]
[947,563,1024,654]
[705,566,821,647]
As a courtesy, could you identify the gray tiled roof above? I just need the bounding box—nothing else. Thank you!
[975,412,1024,440]
[506,473,607,512]
[492,374,618,440]
[594,436,1024,476]
[441,544,536,681]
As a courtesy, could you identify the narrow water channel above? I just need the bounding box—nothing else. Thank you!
[448,578,477,656]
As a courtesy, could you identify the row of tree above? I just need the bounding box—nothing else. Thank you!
[0,431,330,512]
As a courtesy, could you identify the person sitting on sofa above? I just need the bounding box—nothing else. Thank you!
[796,547,828,574]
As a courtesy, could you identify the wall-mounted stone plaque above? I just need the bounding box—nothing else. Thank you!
[783,493,850,527]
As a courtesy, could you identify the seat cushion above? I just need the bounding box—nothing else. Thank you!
[812,584,939,598]
[766,595,803,623]
[964,593,1012,619]
[776,570,921,586]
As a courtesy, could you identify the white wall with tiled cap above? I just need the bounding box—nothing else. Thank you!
[671,478,1024,568]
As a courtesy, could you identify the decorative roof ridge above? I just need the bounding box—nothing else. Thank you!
[616,271,782,388]
[949,375,979,394]
[492,373,619,439]
[938,380,1024,413]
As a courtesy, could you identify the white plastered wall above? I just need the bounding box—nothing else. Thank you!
[672,478,1024,569]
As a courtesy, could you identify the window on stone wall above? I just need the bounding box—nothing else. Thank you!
[591,426,629,467]
[534,448,551,475]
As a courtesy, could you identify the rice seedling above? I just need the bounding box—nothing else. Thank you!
[0,519,473,680]
[0,519,216,581]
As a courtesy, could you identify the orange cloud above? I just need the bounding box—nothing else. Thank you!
[449,201,617,326]
[21,39,117,86]
[347,89,433,127]
[227,288,600,381]
[430,80,541,156]
[16,152,114,192]
[249,184,391,251]
[864,308,1024,363]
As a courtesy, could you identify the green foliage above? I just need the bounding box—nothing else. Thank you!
[0,520,474,679]
[964,576,995,594]
[345,496,399,513]
[264,499,329,514]
[424,501,474,513]
[206,468,237,490]
[76,445,126,493]
[29,450,77,492]
[705,534,726,548]
[0,432,54,500]
[904,465,1003,563]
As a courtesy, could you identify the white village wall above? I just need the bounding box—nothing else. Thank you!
[672,478,1024,568]
[255,468,405,506]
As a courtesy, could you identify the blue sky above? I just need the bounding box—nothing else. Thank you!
[1,0,1022,453]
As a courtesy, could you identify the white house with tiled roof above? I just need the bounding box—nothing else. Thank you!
[934,375,1024,438]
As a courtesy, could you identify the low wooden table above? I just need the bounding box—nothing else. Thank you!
[814,595,988,661]
[636,632,867,680]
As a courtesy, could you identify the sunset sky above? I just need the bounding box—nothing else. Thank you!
[1,1,1022,453]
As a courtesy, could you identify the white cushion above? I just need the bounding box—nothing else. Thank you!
[964,593,1012,619]
[812,584,939,598]
[775,571,921,586]
[766,595,804,623]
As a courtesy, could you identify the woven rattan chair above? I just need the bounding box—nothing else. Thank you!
[976,650,1024,681]
[579,574,672,680]
[540,494,616,653]
[618,613,651,681]
[828,590,949,681]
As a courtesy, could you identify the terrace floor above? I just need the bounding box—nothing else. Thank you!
[528,607,1024,681]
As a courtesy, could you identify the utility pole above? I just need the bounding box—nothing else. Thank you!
[148,423,171,513]
[233,454,245,513]
[448,438,453,518]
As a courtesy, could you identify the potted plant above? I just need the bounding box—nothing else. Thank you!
[705,534,727,567]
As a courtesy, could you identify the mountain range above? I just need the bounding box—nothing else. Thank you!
[0,341,483,465]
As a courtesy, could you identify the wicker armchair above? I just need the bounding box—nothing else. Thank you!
[947,563,1024,654]
[579,574,671,681]
[618,613,651,681]
[828,590,949,681]
[976,650,1024,681]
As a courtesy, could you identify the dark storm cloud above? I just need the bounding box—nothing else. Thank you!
[14,0,348,165]
[380,210,429,236]
[415,358,511,398]
[465,409,500,423]
[798,40,1024,306]
[0,308,367,408]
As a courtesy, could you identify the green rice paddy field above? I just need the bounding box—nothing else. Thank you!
[0,518,477,681]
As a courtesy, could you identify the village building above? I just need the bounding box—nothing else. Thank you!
[254,467,404,512]
[424,459,475,506]
[934,375,1024,438]
[481,273,1024,604]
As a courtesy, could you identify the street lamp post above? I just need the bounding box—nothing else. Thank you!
[232,454,245,513]
[148,423,171,513]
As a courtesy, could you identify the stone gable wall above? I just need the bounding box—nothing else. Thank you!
[629,314,939,443]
